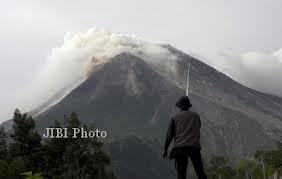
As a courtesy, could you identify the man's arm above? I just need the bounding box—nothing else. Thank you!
[164,118,175,155]
[198,114,201,128]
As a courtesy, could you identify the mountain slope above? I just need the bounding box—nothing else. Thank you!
[36,52,182,138]
[159,45,282,142]
[108,136,175,179]
[3,48,282,179]
[35,51,282,157]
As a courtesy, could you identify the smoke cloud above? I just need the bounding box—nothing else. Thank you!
[9,28,282,120]
[219,49,282,97]
[14,28,177,113]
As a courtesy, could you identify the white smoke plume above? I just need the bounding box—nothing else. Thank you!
[220,49,282,97]
[10,28,282,119]
[15,28,177,113]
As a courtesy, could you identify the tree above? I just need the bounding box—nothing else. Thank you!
[235,159,256,179]
[64,112,84,178]
[1,110,115,178]
[41,120,68,177]
[0,127,8,160]
[9,109,42,173]
[254,146,282,178]
[207,155,235,179]
[0,159,15,178]
[42,112,115,179]
[0,127,15,178]
[21,171,43,179]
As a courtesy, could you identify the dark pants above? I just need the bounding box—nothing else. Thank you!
[175,147,207,179]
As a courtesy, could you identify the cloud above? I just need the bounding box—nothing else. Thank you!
[9,27,282,120]
[13,28,177,113]
[220,49,282,97]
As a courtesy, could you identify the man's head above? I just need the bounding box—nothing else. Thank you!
[176,96,192,110]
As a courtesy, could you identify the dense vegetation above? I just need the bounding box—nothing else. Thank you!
[0,109,116,179]
[0,109,281,179]
[188,144,282,179]
[202,148,281,179]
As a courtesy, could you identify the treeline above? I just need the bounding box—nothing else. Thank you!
[0,109,116,179]
[202,145,282,179]
[1,109,281,179]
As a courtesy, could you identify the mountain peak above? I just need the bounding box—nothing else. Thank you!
[15,39,281,159]
[110,52,145,66]
[114,52,139,59]
[84,51,180,97]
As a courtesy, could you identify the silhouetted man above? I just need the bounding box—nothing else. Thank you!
[163,96,207,179]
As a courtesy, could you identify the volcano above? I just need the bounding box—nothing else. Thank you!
[35,48,282,155]
[2,45,282,179]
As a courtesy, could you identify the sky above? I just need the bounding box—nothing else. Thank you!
[0,0,282,122]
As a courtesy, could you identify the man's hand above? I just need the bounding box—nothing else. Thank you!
[163,150,168,159]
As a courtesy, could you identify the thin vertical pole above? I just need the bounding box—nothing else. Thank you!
[261,153,266,179]
[186,58,191,96]
[246,169,249,179]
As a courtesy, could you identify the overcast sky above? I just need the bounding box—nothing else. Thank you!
[1,0,282,122]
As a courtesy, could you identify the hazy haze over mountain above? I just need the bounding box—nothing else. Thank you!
[1,0,282,122]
